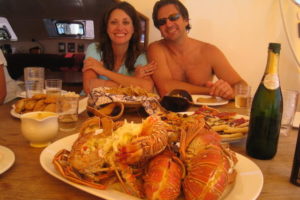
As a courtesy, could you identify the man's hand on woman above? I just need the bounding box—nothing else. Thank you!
[135,61,157,78]
[82,57,106,75]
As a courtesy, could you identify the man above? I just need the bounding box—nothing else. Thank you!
[0,49,18,104]
[148,0,246,99]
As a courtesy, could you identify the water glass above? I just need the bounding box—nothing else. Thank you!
[281,89,298,136]
[24,67,45,97]
[25,80,44,98]
[235,84,251,108]
[57,93,79,131]
[45,79,62,96]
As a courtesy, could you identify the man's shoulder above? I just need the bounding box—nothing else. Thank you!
[190,39,220,54]
[148,40,166,49]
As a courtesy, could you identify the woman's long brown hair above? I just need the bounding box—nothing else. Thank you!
[98,2,142,73]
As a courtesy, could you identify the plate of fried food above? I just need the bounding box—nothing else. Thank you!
[11,94,58,118]
[17,90,67,98]
[192,95,229,106]
[12,93,87,119]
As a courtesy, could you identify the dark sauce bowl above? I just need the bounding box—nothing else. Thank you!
[160,89,192,112]
[160,95,190,112]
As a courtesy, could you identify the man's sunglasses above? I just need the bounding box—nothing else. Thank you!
[157,13,181,26]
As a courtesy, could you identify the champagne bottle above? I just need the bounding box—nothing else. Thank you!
[246,43,283,160]
[290,127,300,186]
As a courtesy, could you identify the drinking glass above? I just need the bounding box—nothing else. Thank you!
[235,84,251,108]
[281,89,298,136]
[45,79,62,97]
[57,92,80,131]
[24,67,45,98]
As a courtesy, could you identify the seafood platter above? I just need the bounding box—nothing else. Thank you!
[45,102,255,200]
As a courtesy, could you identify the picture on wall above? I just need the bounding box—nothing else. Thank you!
[77,44,84,52]
[67,42,75,52]
[58,42,66,53]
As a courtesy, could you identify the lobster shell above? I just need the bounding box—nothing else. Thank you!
[183,145,236,200]
[143,150,184,200]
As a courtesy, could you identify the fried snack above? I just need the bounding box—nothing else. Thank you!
[43,103,56,112]
[44,95,57,104]
[15,99,26,113]
[14,93,64,114]
[220,132,244,139]
[197,96,220,103]
[33,99,46,111]
[211,124,229,132]
[24,99,37,110]
[32,93,47,100]
[223,127,249,134]
[104,86,158,97]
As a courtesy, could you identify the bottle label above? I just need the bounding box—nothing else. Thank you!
[263,74,279,90]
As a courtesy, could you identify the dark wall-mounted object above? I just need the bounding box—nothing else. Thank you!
[77,44,84,52]
[67,43,75,52]
[58,42,66,53]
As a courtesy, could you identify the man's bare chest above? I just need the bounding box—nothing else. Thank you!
[165,54,212,82]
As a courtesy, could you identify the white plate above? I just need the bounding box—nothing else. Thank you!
[0,145,15,174]
[10,97,88,119]
[192,95,229,106]
[292,112,300,128]
[17,90,68,98]
[40,133,263,200]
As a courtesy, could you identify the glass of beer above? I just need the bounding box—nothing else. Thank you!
[235,83,251,108]
[57,92,79,131]
[45,79,62,97]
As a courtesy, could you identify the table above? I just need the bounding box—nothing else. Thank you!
[0,100,300,200]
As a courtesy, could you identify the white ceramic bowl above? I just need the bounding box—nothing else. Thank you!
[20,111,59,148]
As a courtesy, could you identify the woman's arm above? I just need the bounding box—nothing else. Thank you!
[0,65,7,104]
[83,57,156,92]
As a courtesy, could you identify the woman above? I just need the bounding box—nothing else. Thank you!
[83,2,156,94]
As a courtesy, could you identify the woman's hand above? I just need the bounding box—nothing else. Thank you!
[82,57,106,75]
[135,61,157,78]
[206,79,234,100]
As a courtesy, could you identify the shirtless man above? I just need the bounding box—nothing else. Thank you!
[148,0,246,99]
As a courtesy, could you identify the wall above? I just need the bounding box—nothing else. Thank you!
[126,0,300,94]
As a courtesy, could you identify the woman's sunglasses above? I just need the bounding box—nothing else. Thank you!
[157,13,181,26]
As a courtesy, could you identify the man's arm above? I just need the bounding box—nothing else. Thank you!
[148,42,210,97]
[207,45,247,99]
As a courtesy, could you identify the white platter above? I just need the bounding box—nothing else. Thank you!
[11,97,88,119]
[17,90,68,98]
[0,145,15,174]
[40,133,263,200]
[192,95,229,106]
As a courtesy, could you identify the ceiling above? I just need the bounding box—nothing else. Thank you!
[0,0,118,41]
